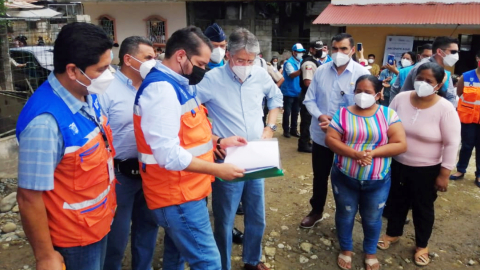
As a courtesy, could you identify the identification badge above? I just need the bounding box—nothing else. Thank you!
[107,157,115,183]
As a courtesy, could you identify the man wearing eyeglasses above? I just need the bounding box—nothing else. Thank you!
[399,36,459,106]
[195,28,283,270]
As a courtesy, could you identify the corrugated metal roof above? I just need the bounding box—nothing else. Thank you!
[332,0,476,5]
[313,3,480,25]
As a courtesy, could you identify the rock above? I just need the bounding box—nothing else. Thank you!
[265,241,274,246]
[2,243,9,249]
[16,231,26,238]
[300,242,313,253]
[277,243,285,249]
[264,247,276,257]
[299,255,309,264]
[320,237,332,247]
[286,245,292,250]
[269,207,278,212]
[0,192,17,212]
[11,205,19,213]
[323,213,330,219]
[310,255,318,260]
[281,226,289,231]
[261,255,266,262]
[385,257,393,264]
[264,263,271,268]
[468,260,476,266]
[232,256,242,262]
[429,252,439,258]
[269,231,280,238]
[23,265,29,269]
[299,189,308,195]
[1,222,17,233]
[404,258,411,263]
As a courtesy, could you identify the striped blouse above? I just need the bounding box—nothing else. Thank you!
[330,105,400,180]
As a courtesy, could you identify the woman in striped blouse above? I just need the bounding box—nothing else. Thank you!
[325,75,407,270]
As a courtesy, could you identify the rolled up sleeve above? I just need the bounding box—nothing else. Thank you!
[285,62,295,76]
[140,82,193,171]
[304,75,322,120]
[265,78,283,110]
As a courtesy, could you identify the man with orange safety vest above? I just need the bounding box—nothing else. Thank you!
[16,22,116,270]
[450,50,480,187]
[133,26,247,270]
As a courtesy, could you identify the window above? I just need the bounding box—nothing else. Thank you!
[98,15,116,43]
[144,15,168,45]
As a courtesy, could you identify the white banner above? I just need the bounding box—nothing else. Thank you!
[332,0,477,5]
[382,36,414,65]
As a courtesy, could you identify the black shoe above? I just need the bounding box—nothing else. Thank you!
[290,130,300,137]
[283,131,291,138]
[232,228,244,244]
[298,145,312,153]
[236,202,244,215]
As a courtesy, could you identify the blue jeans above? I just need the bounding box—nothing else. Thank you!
[104,172,159,270]
[151,199,221,270]
[55,236,108,270]
[330,166,391,254]
[212,178,266,270]
[456,123,480,176]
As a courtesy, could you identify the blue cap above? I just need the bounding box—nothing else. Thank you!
[292,43,306,52]
[204,23,226,43]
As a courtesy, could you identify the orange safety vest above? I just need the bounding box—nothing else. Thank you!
[458,69,480,124]
[133,68,214,210]
[16,83,117,247]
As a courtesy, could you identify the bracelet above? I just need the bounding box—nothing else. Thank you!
[217,137,223,150]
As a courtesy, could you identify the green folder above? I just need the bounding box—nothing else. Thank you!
[218,167,284,182]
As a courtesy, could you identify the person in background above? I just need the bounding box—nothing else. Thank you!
[270,56,281,71]
[451,74,460,106]
[263,56,284,126]
[196,28,283,270]
[378,62,461,267]
[378,60,397,106]
[281,43,305,138]
[298,41,322,153]
[16,22,116,270]
[367,54,381,77]
[450,51,480,186]
[301,33,370,229]
[279,59,286,74]
[100,36,159,270]
[204,23,227,70]
[326,75,406,270]
[395,38,458,105]
[319,44,332,65]
[417,43,433,62]
[133,26,248,269]
[37,36,45,46]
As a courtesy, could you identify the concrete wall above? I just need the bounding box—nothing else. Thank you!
[310,24,341,45]
[84,2,187,64]
[346,26,480,72]
[0,135,18,178]
[0,95,26,134]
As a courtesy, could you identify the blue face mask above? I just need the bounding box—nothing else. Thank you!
[110,50,114,61]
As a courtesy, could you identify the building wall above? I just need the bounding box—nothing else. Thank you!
[347,26,480,72]
[84,2,187,64]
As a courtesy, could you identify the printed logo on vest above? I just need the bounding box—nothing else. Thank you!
[94,99,100,110]
[69,122,79,135]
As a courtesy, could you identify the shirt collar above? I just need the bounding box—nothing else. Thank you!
[154,62,190,88]
[329,58,354,75]
[48,72,91,115]
[114,69,135,90]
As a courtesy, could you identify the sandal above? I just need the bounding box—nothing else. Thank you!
[377,235,399,250]
[365,258,380,270]
[337,253,352,270]
[414,247,431,266]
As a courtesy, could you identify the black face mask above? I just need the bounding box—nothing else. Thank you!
[181,57,206,85]
[314,51,323,58]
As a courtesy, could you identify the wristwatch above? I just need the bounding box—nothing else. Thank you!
[266,124,277,132]
[217,137,223,149]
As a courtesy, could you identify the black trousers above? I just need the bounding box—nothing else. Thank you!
[386,159,440,248]
[310,143,334,215]
[298,93,311,147]
[282,96,300,133]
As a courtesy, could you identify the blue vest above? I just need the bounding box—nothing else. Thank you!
[136,68,196,108]
[16,81,103,149]
[208,59,225,70]
[280,56,301,97]
[463,69,480,86]
[441,70,451,94]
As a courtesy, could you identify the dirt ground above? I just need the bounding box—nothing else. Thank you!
[1,133,480,270]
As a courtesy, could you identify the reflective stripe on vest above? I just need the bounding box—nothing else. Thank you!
[134,96,199,117]
[62,185,111,210]
[64,127,101,154]
[459,95,480,106]
[138,139,213,164]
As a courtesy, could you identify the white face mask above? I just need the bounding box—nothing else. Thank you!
[332,51,351,67]
[414,81,438,97]
[368,59,374,64]
[139,59,157,79]
[210,47,226,64]
[354,92,377,109]
[295,53,304,61]
[232,65,252,82]
[77,68,114,95]
[273,62,278,67]
[401,58,412,68]
[441,51,459,67]
[321,51,327,59]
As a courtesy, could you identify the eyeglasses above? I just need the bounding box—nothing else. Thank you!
[231,57,255,66]
[444,49,459,55]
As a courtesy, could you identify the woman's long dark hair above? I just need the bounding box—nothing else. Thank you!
[416,62,446,97]
[355,75,383,94]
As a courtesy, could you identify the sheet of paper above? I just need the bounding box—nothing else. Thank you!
[224,139,280,170]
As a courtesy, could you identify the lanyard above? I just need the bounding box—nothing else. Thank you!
[81,108,111,152]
